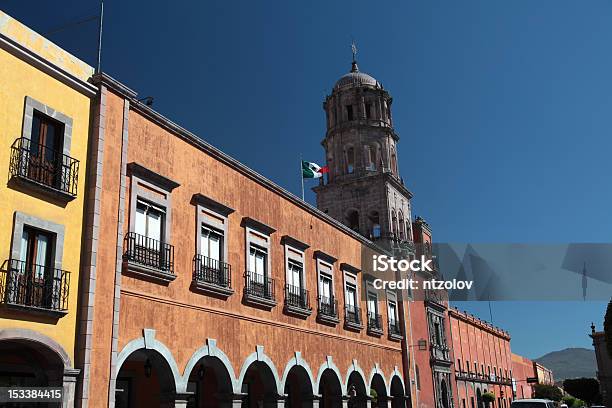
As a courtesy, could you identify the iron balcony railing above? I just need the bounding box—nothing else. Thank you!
[193,254,231,288]
[345,305,361,326]
[9,137,79,197]
[368,312,383,331]
[389,319,402,336]
[0,259,70,312]
[245,271,275,301]
[284,284,310,310]
[124,232,175,274]
[317,295,338,318]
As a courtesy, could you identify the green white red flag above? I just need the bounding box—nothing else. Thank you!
[302,160,328,178]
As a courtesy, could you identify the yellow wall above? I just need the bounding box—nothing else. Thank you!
[0,10,95,81]
[0,15,93,364]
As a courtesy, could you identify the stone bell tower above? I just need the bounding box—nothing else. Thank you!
[313,53,414,248]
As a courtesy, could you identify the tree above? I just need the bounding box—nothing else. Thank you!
[533,384,563,401]
[605,297,612,359]
[482,392,496,407]
[563,378,600,405]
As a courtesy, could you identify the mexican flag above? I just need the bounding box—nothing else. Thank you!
[302,160,329,178]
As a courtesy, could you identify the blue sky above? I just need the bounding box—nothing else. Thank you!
[3,0,611,359]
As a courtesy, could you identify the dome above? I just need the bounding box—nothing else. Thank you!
[334,62,382,90]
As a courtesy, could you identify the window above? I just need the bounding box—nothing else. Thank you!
[192,193,234,293]
[415,365,420,390]
[343,267,361,328]
[249,245,267,279]
[368,211,381,239]
[365,103,372,119]
[391,211,398,238]
[364,146,375,171]
[346,105,354,121]
[457,359,462,372]
[345,209,359,232]
[434,322,441,344]
[200,225,223,262]
[7,212,68,313]
[242,217,276,306]
[398,211,406,240]
[315,251,338,321]
[346,147,355,174]
[366,282,381,333]
[135,200,165,245]
[282,236,310,314]
[333,107,338,125]
[125,163,179,281]
[387,291,401,338]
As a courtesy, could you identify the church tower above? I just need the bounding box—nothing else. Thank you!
[313,52,414,249]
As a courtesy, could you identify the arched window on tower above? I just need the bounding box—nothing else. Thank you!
[345,209,359,232]
[391,211,398,239]
[398,211,406,241]
[390,148,398,175]
[364,146,375,171]
[345,147,355,174]
[368,211,381,239]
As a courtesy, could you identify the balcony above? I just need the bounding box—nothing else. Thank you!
[317,295,339,325]
[123,232,175,283]
[430,343,452,364]
[367,312,383,336]
[388,319,403,340]
[192,254,233,297]
[9,137,79,202]
[244,271,276,309]
[0,259,70,317]
[344,305,362,331]
[284,284,312,318]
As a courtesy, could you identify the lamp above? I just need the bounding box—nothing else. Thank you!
[144,358,152,378]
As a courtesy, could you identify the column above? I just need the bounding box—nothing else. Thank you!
[62,368,80,408]
[174,393,192,408]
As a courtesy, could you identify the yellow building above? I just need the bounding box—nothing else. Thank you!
[0,10,96,406]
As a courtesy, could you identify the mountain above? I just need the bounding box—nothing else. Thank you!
[534,348,596,380]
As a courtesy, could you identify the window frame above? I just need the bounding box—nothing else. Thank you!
[193,193,234,265]
[342,263,362,330]
[22,96,73,157]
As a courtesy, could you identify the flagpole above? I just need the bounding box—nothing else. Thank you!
[300,157,305,201]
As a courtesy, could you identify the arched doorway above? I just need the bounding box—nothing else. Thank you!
[241,361,278,408]
[346,371,367,408]
[370,374,387,408]
[284,365,313,408]
[0,329,76,407]
[440,380,449,408]
[318,368,342,408]
[390,375,406,408]
[115,349,177,408]
[185,356,234,408]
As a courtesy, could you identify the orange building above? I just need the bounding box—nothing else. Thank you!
[75,72,414,408]
[448,309,513,408]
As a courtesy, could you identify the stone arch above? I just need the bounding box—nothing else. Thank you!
[389,370,407,408]
[280,352,315,393]
[345,208,360,232]
[368,364,388,394]
[315,356,345,395]
[345,360,368,408]
[237,345,282,396]
[388,367,406,396]
[115,328,182,392]
[180,338,238,394]
[0,328,71,369]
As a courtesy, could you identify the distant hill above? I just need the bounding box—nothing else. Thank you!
[534,348,596,380]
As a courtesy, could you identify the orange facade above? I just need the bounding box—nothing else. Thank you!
[448,309,513,408]
[76,74,412,408]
